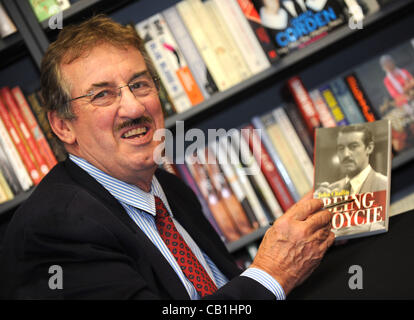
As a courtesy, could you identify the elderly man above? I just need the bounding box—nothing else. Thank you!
[0,15,333,299]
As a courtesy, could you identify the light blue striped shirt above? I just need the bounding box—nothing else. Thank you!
[69,154,285,300]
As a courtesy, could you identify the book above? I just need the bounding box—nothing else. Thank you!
[12,86,57,169]
[251,115,301,202]
[260,112,312,198]
[230,128,283,219]
[185,153,241,242]
[309,89,337,128]
[0,96,41,185]
[319,83,349,126]
[0,137,23,195]
[199,146,254,235]
[236,0,278,63]
[0,3,17,38]
[135,15,194,113]
[251,0,346,56]
[203,0,252,84]
[212,0,271,74]
[352,38,414,154]
[329,77,366,124]
[287,76,321,136]
[241,123,295,211]
[1,87,50,177]
[272,106,314,186]
[162,6,219,99]
[313,120,392,240]
[29,0,70,22]
[343,73,377,122]
[0,116,33,191]
[0,170,13,204]
[176,0,232,91]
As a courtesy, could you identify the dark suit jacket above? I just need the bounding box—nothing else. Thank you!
[0,159,274,300]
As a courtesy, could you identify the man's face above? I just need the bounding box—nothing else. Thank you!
[336,131,373,178]
[59,43,164,185]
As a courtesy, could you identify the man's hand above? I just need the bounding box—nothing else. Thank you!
[250,194,335,295]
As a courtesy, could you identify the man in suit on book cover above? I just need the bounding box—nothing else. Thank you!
[0,15,334,300]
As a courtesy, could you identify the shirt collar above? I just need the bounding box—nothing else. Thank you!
[68,154,173,217]
[349,164,372,194]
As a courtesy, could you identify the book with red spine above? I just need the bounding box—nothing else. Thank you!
[241,123,295,212]
[1,87,49,177]
[287,76,321,136]
[11,86,58,169]
[0,96,41,185]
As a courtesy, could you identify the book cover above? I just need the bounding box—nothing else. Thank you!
[343,73,377,122]
[1,87,49,176]
[12,86,57,169]
[251,0,346,56]
[0,3,17,38]
[176,0,232,91]
[236,0,279,63]
[329,77,366,124]
[352,39,414,154]
[213,0,271,74]
[287,76,321,135]
[251,115,301,201]
[162,6,219,99]
[29,0,70,22]
[0,138,23,195]
[309,88,337,128]
[313,120,391,240]
[0,117,33,191]
[319,83,349,126]
[241,123,295,211]
[0,170,13,204]
[135,16,193,113]
[0,96,41,185]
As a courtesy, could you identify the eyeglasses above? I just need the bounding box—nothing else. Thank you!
[68,76,159,107]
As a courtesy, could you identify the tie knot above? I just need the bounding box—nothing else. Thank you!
[154,195,169,219]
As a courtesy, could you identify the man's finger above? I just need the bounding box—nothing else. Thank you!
[306,209,332,232]
[290,198,324,221]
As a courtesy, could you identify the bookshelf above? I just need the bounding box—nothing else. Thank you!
[1,0,414,256]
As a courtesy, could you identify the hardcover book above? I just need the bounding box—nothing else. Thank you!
[313,120,392,240]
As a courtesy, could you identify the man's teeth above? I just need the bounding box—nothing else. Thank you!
[123,127,148,138]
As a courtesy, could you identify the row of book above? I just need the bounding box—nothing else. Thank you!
[0,86,66,205]
[133,0,390,117]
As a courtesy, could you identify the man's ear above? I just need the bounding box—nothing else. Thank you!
[366,141,374,155]
[47,110,76,145]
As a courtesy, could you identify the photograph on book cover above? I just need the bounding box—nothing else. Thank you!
[354,38,414,155]
[313,120,391,240]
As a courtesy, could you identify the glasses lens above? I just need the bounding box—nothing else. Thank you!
[90,88,118,107]
[129,78,155,97]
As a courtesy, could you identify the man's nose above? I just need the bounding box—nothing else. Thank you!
[118,86,145,118]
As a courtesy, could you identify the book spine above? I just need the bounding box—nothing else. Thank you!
[272,107,314,186]
[0,139,23,195]
[150,13,204,106]
[0,97,41,185]
[200,146,254,235]
[329,78,366,124]
[213,0,270,74]
[309,89,337,128]
[319,84,349,126]
[0,169,13,201]
[135,18,192,113]
[175,162,226,242]
[210,139,259,229]
[251,115,301,202]
[287,76,321,135]
[1,87,49,176]
[185,154,241,242]
[344,73,377,122]
[0,117,33,191]
[236,0,278,63]
[203,0,252,85]
[12,86,58,169]
[27,92,67,162]
[241,124,295,211]
[231,129,283,219]
[219,134,270,227]
[0,3,17,38]
[162,6,218,99]
[176,0,231,91]
[260,112,312,198]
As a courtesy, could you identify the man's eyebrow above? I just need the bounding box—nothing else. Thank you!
[84,71,151,93]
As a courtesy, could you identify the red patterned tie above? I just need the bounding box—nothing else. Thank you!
[154,195,218,297]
